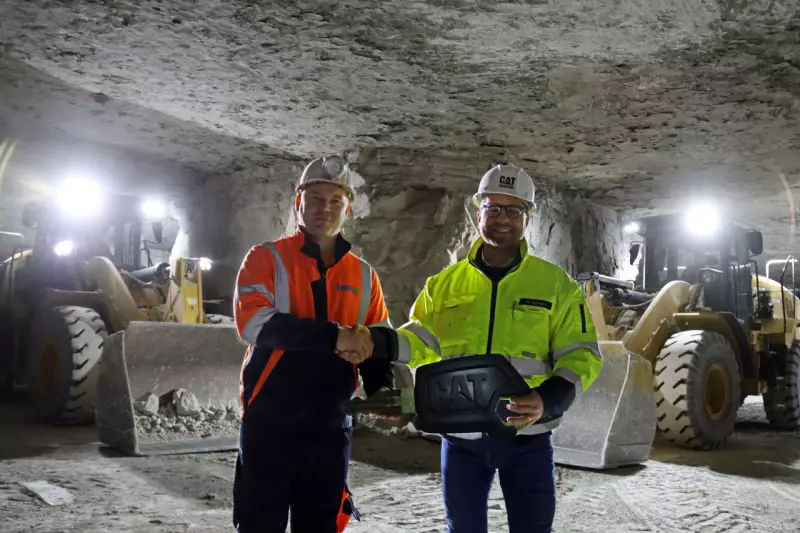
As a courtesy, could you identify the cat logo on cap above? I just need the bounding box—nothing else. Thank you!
[472,164,535,207]
[498,175,516,188]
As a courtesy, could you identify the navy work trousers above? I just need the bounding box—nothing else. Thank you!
[441,433,556,533]
[233,421,353,533]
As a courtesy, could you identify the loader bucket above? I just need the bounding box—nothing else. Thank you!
[96,321,247,456]
[552,341,656,469]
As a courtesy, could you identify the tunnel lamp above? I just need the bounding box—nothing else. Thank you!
[54,240,75,257]
[198,257,213,271]
[685,204,720,236]
[55,177,104,219]
[623,222,640,234]
[141,199,167,219]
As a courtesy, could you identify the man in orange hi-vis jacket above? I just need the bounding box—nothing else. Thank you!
[232,155,397,533]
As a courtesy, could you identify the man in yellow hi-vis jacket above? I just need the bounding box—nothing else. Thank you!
[363,163,602,533]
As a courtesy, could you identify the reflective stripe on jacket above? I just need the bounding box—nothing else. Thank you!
[395,237,602,436]
[234,230,391,429]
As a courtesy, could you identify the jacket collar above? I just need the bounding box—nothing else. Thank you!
[467,237,529,264]
[295,228,352,262]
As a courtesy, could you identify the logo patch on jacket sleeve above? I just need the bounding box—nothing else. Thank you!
[519,298,552,310]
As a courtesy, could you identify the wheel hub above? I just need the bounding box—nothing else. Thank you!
[704,362,730,421]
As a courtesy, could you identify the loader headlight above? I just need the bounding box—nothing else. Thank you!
[198,257,213,271]
[685,204,720,236]
[141,198,167,219]
[55,177,104,219]
[54,240,75,257]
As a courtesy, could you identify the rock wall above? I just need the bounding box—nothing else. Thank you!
[0,136,636,323]
[349,147,637,322]
[526,184,638,281]
[197,146,636,323]
[184,158,304,301]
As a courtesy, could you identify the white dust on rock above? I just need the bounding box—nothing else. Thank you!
[354,412,426,439]
[134,389,240,444]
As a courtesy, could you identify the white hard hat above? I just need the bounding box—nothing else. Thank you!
[296,155,355,201]
[472,164,535,208]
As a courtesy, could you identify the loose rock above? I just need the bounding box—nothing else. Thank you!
[174,389,202,417]
[19,481,74,506]
[134,393,159,416]
[134,390,241,444]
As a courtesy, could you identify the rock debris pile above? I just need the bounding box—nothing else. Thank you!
[133,388,240,443]
[354,412,429,440]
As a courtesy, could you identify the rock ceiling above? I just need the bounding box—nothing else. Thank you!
[1,0,800,256]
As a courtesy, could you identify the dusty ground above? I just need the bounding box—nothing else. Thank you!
[2,396,799,533]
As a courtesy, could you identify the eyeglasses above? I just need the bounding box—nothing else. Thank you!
[480,204,528,219]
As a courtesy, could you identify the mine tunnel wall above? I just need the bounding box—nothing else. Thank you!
[0,139,633,324]
[192,147,635,323]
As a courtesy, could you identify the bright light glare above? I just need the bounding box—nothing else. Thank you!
[685,204,720,236]
[141,199,167,219]
[198,257,213,271]
[623,222,640,234]
[55,178,104,219]
[54,240,75,257]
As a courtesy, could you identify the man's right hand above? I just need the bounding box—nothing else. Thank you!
[336,325,373,364]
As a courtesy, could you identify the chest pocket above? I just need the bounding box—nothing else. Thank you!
[434,294,477,355]
[509,299,552,358]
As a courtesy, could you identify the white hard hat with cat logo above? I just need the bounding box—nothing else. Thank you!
[472,164,535,208]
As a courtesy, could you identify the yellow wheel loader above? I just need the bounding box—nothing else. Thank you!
[571,213,800,453]
[0,185,244,455]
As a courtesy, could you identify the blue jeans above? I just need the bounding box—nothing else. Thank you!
[441,433,556,533]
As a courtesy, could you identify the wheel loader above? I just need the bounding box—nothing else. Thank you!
[0,183,245,455]
[576,212,800,452]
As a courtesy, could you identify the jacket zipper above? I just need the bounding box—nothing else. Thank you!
[579,304,587,333]
[470,248,522,357]
[485,279,499,355]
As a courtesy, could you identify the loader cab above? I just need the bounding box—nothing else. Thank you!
[632,214,763,321]
[21,192,165,271]
[3,192,169,303]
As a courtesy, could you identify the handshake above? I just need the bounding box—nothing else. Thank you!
[336,324,374,364]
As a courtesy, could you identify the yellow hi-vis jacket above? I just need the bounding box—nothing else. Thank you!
[395,237,603,436]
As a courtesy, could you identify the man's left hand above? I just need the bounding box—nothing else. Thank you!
[506,389,544,425]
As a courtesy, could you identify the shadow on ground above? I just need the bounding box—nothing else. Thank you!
[0,395,97,460]
[351,426,441,474]
[119,452,237,509]
[650,403,800,482]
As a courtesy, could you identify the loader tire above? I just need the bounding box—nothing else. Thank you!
[655,330,740,450]
[762,343,800,430]
[206,314,234,325]
[27,306,107,425]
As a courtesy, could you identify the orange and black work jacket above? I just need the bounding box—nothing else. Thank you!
[234,230,395,430]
